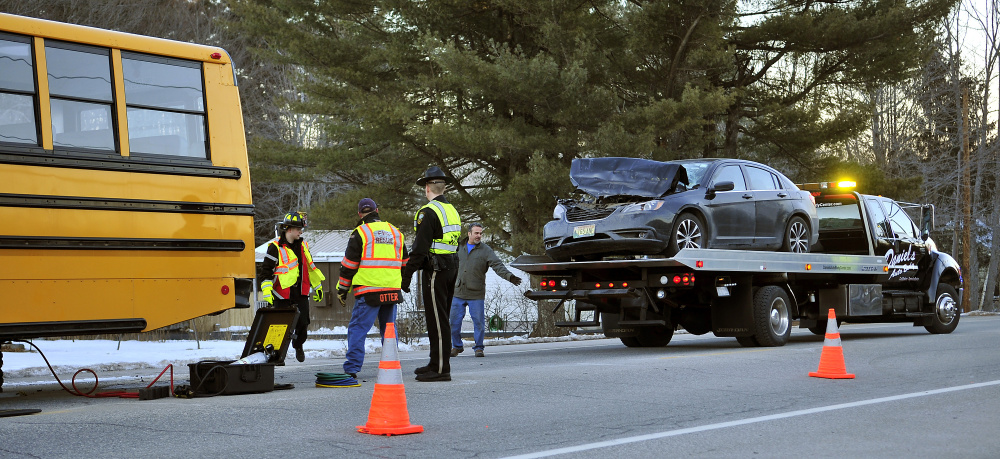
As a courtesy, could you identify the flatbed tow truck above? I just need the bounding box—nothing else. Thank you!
[512,182,963,347]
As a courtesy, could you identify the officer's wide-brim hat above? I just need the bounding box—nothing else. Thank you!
[416,166,452,186]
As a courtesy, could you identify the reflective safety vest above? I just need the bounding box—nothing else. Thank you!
[415,200,461,254]
[350,221,405,296]
[268,238,326,299]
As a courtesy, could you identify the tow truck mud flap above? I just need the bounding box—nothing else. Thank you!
[710,275,754,337]
[600,312,637,338]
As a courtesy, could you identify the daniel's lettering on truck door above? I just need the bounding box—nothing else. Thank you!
[885,247,918,280]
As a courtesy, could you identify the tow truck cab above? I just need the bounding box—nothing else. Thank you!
[803,182,963,318]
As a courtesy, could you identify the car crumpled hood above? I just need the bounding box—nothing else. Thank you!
[569,157,689,198]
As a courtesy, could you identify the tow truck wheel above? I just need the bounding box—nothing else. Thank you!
[924,283,960,334]
[736,336,759,347]
[636,326,673,347]
[667,212,706,256]
[677,308,712,335]
[781,216,811,253]
[620,336,641,347]
[752,285,792,346]
[808,318,842,336]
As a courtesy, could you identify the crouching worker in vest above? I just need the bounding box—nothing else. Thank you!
[338,198,409,379]
[258,212,326,363]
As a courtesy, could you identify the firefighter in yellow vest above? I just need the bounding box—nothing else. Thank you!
[258,212,326,362]
[337,198,409,379]
[401,166,461,382]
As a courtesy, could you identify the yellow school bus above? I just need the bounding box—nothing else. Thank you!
[0,13,255,340]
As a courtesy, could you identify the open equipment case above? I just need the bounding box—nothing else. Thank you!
[187,307,299,396]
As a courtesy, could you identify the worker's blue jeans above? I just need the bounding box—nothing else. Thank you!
[343,295,396,375]
[450,297,485,351]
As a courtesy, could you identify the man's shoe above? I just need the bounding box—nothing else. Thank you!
[348,373,357,379]
[450,347,464,357]
[294,346,305,362]
[414,365,433,375]
[475,349,485,357]
[415,371,451,382]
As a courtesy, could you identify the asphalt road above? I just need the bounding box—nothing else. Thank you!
[2,316,999,458]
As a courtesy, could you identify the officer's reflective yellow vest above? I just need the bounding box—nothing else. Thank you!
[351,221,405,296]
[414,200,461,254]
[268,239,326,299]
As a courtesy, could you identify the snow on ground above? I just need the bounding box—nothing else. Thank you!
[2,328,606,380]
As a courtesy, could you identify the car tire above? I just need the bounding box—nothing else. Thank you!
[667,212,706,256]
[924,283,960,334]
[780,216,811,253]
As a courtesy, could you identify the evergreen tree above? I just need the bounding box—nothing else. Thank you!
[226,0,956,256]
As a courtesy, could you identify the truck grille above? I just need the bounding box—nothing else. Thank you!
[566,206,615,222]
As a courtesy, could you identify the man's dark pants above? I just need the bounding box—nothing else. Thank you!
[421,255,458,374]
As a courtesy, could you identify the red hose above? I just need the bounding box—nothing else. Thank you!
[13,339,174,399]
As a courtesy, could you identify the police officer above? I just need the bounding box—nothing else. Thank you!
[402,166,461,382]
[338,198,409,379]
[258,212,326,362]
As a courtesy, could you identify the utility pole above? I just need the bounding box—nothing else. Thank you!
[961,88,971,313]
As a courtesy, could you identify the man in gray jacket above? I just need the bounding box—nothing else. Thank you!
[450,223,522,357]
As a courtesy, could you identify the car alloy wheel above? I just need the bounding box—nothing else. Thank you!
[674,216,702,249]
[783,217,810,253]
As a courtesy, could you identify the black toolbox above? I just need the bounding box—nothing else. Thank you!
[186,307,299,396]
[188,360,275,396]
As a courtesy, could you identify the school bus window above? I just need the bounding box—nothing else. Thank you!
[122,52,207,158]
[0,33,37,145]
[46,41,116,152]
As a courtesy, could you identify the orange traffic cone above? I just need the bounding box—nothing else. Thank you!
[357,322,423,436]
[809,309,855,379]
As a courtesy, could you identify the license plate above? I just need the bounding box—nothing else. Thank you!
[573,224,595,239]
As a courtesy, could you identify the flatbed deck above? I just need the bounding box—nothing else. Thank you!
[512,248,888,276]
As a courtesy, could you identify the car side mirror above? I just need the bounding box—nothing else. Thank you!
[706,181,734,199]
[706,181,735,198]
[713,181,735,192]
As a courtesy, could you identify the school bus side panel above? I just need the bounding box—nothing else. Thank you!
[0,14,255,338]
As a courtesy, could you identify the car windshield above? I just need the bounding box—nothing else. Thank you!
[674,160,713,188]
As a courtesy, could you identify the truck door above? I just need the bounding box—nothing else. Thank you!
[871,198,927,286]
[705,164,755,247]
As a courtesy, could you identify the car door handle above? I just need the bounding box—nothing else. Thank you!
[742,194,753,199]
[777,192,788,198]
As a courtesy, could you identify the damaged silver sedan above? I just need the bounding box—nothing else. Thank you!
[543,157,819,261]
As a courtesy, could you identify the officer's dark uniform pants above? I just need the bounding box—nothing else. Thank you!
[421,255,458,374]
[275,296,310,349]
